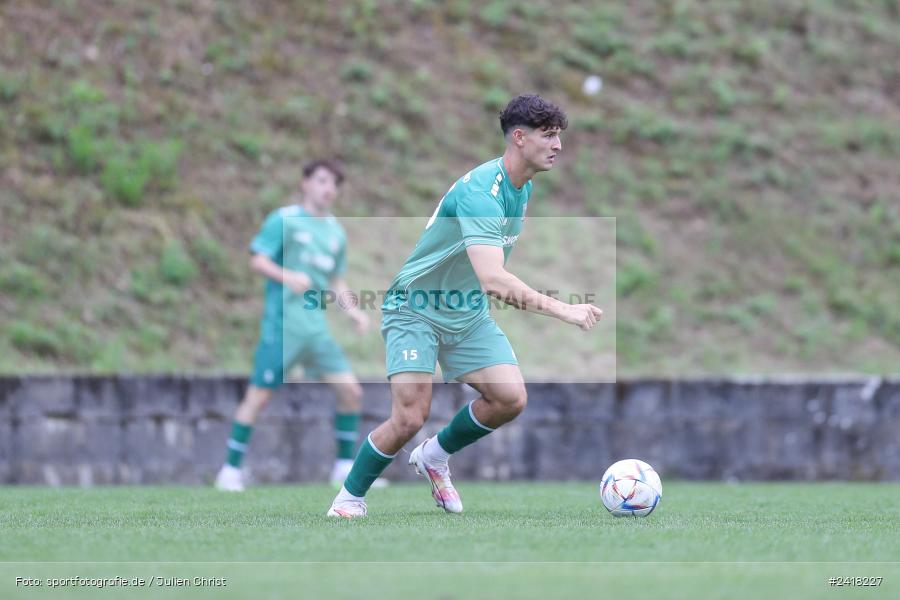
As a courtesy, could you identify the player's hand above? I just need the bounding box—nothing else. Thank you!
[562,303,603,331]
[283,270,312,294]
[349,310,370,334]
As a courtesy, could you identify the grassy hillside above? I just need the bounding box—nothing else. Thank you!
[1,0,898,376]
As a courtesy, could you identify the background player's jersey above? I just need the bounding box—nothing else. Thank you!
[250,205,347,335]
[382,157,532,333]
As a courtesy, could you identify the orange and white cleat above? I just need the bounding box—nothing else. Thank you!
[409,438,463,514]
[326,488,368,519]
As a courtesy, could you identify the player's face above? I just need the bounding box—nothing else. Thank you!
[522,126,562,172]
[301,167,340,211]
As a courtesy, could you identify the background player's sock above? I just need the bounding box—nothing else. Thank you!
[226,421,253,467]
[343,434,395,497]
[436,401,495,454]
[333,458,354,472]
[334,412,360,459]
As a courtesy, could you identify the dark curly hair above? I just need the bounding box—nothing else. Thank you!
[302,159,345,185]
[499,94,568,136]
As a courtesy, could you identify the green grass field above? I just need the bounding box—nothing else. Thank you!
[3,482,899,599]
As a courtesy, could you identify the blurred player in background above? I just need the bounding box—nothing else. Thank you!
[216,159,380,491]
[328,95,603,517]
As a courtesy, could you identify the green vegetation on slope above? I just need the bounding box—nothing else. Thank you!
[1,0,898,375]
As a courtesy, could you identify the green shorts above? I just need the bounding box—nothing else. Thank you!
[382,311,517,382]
[251,321,351,388]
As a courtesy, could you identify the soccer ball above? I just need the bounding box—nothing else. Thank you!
[600,459,662,517]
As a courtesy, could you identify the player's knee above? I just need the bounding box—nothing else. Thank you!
[391,408,429,441]
[337,382,363,411]
[349,383,364,409]
[391,417,422,442]
[510,385,528,415]
[236,387,273,423]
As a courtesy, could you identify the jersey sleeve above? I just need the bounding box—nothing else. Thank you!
[456,191,505,248]
[333,236,347,277]
[249,210,284,258]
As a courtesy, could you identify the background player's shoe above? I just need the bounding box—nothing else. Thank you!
[329,459,390,489]
[409,438,463,514]
[214,464,245,492]
[326,486,367,518]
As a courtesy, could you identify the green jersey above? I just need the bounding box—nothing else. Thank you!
[250,205,347,335]
[382,157,532,333]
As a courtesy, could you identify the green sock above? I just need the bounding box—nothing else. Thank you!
[436,401,495,454]
[226,421,253,467]
[334,412,360,459]
[343,434,395,497]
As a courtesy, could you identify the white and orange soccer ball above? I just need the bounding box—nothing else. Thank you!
[600,459,662,517]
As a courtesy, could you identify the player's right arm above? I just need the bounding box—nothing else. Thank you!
[249,253,310,293]
[249,209,310,293]
[466,244,603,331]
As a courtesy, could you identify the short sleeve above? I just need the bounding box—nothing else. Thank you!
[456,192,504,248]
[249,210,283,258]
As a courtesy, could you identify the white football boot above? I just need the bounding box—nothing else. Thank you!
[214,464,245,492]
[409,438,463,514]
[326,486,368,519]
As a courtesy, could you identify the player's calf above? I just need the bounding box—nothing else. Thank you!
[459,364,528,428]
[478,382,527,427]
[327,374,431,515]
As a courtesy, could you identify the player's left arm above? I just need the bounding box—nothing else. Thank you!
[330,276,369,334]
[466,244,602,331]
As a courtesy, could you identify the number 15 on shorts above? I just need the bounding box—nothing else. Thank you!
[401,349,418,360]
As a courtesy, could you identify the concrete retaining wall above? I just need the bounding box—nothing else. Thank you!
[1,376,898,484]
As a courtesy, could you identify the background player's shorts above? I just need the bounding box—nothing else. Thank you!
[251,322,351,388]
[382,311,517,382]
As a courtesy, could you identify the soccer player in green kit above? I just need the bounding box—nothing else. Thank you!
[327,95,603,517]
[216,159,377,492]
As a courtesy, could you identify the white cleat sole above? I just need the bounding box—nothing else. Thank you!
[215,485,245,493]
[214,467,245,492]
[326,508,360,519]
